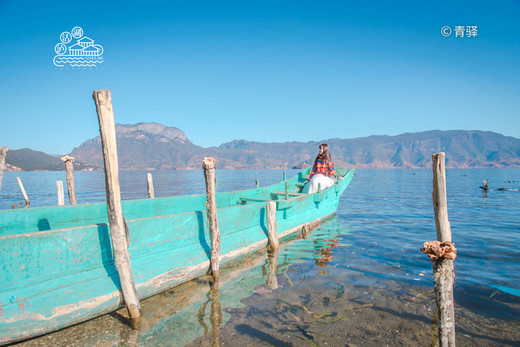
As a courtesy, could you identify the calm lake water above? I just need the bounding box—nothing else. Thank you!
[3,168,520,346]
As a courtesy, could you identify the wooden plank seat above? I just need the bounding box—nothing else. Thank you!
[295,177,309,188]
[271,191,306,197]
[240,197,272,203]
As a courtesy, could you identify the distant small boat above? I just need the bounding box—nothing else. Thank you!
[0,167,354,344]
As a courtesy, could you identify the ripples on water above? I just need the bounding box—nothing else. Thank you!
[4,169,520,346]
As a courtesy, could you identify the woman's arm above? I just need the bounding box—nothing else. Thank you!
[305,164,317,183]
[329,161,337,179]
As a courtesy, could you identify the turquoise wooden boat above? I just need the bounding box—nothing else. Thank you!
[0,167,354,345]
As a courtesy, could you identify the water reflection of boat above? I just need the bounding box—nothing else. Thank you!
[0,167,353,344]
[138,249,277,346]
[131,219,346,346]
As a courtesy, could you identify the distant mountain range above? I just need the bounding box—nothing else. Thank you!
[4,148,97,171]
[5,122,520,171]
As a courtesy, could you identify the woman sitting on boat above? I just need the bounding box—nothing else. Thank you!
[303,143,338,194]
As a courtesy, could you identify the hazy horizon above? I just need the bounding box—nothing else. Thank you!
[5,127,520,155]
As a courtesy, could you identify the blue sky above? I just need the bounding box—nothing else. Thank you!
[0,0,519,154]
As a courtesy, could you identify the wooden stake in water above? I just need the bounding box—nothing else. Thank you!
[433,153,452,243]
[146,173,155,198]
[61,156,77,205]
[0,146,8,195]
[203,157,221,281]
[16,177,29,207]
[266,201,279,251]
[93,89,141,327]
[431,152,456,347]
[56,180,65,206]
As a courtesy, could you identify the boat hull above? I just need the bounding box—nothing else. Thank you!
[0,168,354,344]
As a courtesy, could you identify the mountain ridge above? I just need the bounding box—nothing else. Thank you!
[70,125,520,169]
[5,124,520,170]
[4,148,97,171]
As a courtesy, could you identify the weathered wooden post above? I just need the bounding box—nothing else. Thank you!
[146,173,155,198]
[285,181,289,200]
[266,201,279,251]
[433,152,451,243]
[61,156,77,205]
[56,180,65,206]
[422,152,457,347]
[203,157,221,281]
[16,177,29,206]
[0,146,8,194]
[283,171,286,181]
[255,179,259,188]
[93,89,141,327]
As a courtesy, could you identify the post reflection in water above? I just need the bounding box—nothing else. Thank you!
[209,280,222,347]
[119,320,141,347]
[267,249,279,290]
[195,278,223,346]
[195,245,281,346]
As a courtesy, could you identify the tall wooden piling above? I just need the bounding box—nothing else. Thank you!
[146,173,155,198]
[16,177,29,206]
[433,153,452,243]
[56,180,65,206]
[93,89,141,326]
[203,157,220,281]
[61,156,77,205]
[266,201,279,251]
[428,152,456,346]
[0,146,8,194]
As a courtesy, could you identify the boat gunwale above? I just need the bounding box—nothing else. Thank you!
[0,168,312,213]
[0,168,354,239]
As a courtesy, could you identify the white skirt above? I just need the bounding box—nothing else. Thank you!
[302,174,335,194]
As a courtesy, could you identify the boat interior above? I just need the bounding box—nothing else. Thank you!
[0,168,353,237]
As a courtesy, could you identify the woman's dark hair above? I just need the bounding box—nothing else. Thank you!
[313,143,332,169]
[319,144,331,162]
